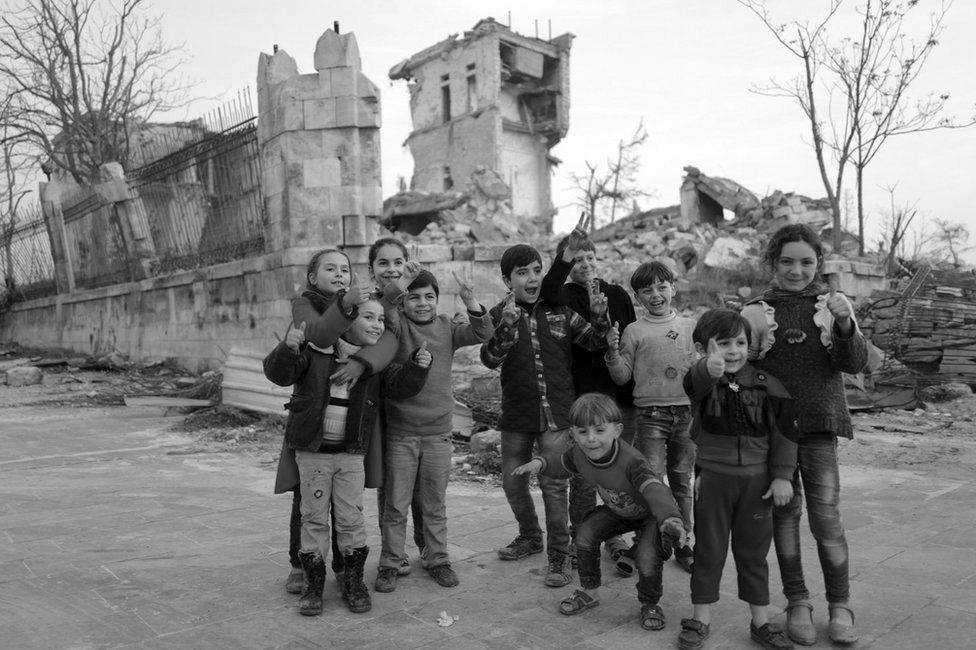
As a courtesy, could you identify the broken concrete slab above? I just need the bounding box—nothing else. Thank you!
[4,366,43,386]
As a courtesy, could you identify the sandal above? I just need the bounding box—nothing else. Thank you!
[559,589,599,616]
[639,603,666,631]
[785,600,816,646]
[828,603,859,644]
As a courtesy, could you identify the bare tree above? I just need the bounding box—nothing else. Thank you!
[569,120,652,232]
[1,89,33,294]
[0,0,191,184]
[876,184,920,274]
[737,0,974,254]
[931,218,972,267]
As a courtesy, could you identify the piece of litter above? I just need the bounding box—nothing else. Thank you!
[437,610,459,627]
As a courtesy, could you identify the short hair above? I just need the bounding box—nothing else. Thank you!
[554,235,596,261]
[500,244,542,279]
[305,248,350,288]
[568,392,622,428]
[407,269,439,298]
[762,224,823,271]
[368,237,409,266]
[692,308,752,346]
[630,261,675,292]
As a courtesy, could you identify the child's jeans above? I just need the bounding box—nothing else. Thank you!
[295,450,366,561]
[633,405,695,530]
[380,433,453,570]
[773,436,850,604]
[692,468,772,605]
[501,428,571,555]
[576,505,667,604]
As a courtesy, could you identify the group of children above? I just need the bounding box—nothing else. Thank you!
[264,221,867,650]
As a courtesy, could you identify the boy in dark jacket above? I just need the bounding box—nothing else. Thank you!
[481,243,609,587]
[264,297,429,617]
[676,309,797,650]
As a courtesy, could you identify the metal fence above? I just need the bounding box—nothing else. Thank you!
[1,204,57,300]
[129,92,265,274]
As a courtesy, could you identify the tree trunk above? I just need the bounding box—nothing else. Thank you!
[856,164,865,256]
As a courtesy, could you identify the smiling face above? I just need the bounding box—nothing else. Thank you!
[569,250,598,285]
[309,251,350,295]
[370,243,407,290]
[504,261,544,304]
[344,299,385,346]
[635,277,675,317]
[402,284,438,324]
[699,330,750,374]
[571,421,622,460]
[774,240,820,292]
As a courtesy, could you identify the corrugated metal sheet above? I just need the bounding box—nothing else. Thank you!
[221,346,291,415]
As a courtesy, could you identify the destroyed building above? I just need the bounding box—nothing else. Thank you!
[389,17,573,221]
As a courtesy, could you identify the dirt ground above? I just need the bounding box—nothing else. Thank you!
[4,354,975,479]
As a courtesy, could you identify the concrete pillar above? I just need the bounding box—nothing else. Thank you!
[95,162,157,280]
[256,28,382,259]
[39,180,76,294]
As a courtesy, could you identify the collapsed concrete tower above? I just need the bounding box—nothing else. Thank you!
[389,18,574,220]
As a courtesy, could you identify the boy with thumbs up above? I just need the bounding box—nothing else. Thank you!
[677,309,797,650]
[373,267,494,593]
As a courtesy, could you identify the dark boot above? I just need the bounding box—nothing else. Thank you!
[298,551,326,616]
[341,546,372,613]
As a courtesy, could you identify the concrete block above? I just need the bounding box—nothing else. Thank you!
[361,185,382,216]
[274,72,331,103]
[302,157,342,188]
[334,96,357,127]
[262,161,285,197]
[357,72,380,99]
[314,30,361,70]
[4,366,43,386]
[330,67,358,96]
[271,100,304,135]
[342,214,368,247]
[415,245,453,263]
[474,244,510,261]
[356,98,380,128]
[303,98,337,130]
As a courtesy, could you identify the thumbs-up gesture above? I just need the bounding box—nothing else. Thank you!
[285,321,306,353]
[452,268,478,310]
[588,278,608,318]
[414,340,432,369]
[825,277,853,335]
[706,337,725,378]
[606,321,621,355]
[341,272,371,311]
[500,292,521,326]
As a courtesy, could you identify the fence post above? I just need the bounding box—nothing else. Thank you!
[95,162,157,280]
[256,28,382,263]
[40,181,76,294]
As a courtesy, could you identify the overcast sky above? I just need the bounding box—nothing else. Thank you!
[155,0,976,260]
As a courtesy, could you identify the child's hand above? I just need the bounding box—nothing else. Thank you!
[606,321,621,354]
[560,212,591,261]
[330,358,366,389]
[660,516,691,548]
[512,458,542,475]
[341,273,371,311]
[395,260,423,291]
[414,340,432,368]
[588,279,608,317]
[285,321,306,353]
[762,477,794,507]
[826,279,854,335]
[706,338,725,378]
[500,292,521,326]
[452,268,478,310]
[693,474,702,501]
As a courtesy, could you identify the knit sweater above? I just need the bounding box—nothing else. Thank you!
[384,307,493,436]
[539,256,637,406]
[536,439,682,522]
[741,287,868,439]
[607,312,698,407]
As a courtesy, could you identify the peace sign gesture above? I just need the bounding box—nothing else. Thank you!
[500,292,521,326]
[452,268,479,310]
[705,338,725,379]
[561,212,592,262]
[588,278,608,318]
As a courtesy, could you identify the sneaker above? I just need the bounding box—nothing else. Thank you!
[373,566,399,593]
[677,618,711,650]
[284,566,305,594]
[750,622,794,650]
[614,546,636,577]
[497,535,544,561]
[397,557,412,576]
[544,551,573,588]
[427,564,460,588]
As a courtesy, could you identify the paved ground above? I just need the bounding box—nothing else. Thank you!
[1,404,975,649]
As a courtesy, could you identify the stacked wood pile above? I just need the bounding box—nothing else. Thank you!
[860,268,976,386]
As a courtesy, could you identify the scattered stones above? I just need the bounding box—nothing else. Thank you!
[920,383,973,402]
[469,428,501,454]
